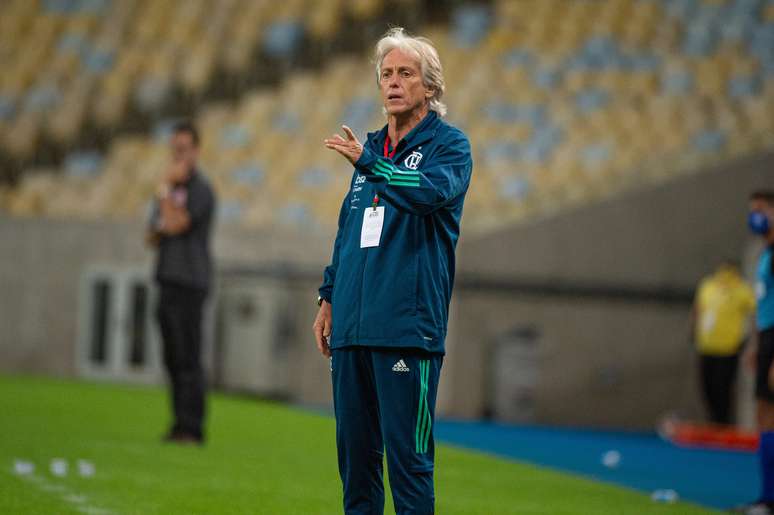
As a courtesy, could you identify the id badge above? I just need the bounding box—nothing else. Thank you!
[360,206,385,248]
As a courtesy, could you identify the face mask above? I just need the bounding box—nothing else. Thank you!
[749,211,771,236]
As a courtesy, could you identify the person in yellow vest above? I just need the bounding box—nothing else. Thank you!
[690,260,756,425]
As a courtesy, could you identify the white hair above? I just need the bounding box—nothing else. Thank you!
[374,27,447,117]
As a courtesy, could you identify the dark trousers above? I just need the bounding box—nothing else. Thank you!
[332,346,443,515]
[156,283,207,439]
[699,353,740,425]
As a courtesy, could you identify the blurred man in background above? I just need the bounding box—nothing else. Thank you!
[690,260,755,425]
[146,120,216,445]
[314,27,472,515]
[737,190,774,514]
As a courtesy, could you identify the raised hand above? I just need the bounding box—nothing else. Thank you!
[324,125,363,165]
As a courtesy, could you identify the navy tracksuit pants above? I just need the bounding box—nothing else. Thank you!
[331,346,443,515]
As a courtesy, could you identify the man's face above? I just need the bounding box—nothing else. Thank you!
[379,49,432,117]
[750,199,774,218]
[169,131,198,180]
[750,198,774,236]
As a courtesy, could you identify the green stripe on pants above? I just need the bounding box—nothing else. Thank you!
[421,364,432,453]
[415,360,430,454]
[421,361,432,453]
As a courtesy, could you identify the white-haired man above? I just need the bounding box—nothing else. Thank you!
[313,27,473,514]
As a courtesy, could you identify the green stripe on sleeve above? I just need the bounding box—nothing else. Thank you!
[389,179,421,187]
[392,168,419,176]
[373,161,394,176]
[376,157,395,168]
[372,169,391,180]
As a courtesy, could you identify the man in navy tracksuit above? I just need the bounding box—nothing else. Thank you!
[313,28,472,515]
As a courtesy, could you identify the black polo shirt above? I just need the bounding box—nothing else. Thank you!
[149,169,216,293]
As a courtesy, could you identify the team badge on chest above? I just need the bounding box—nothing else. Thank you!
[404,151,423,170]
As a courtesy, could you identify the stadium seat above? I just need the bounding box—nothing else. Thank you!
[3,0,774,233]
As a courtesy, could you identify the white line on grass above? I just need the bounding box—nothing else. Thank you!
[11,459,116,515]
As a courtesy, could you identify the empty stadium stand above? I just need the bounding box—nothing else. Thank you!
[2,0,773,233]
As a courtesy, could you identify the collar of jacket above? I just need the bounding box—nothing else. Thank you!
[366,110,439,156]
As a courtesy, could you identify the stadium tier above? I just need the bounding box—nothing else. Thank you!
[0,0,390,161]
[2,0,774,232]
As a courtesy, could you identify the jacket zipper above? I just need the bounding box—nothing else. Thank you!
[357,247,368,342]
[355,186,374,342]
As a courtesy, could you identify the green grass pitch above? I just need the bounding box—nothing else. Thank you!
[0,375,717,514]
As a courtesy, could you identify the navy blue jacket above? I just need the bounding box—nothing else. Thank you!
[319,111,472,354]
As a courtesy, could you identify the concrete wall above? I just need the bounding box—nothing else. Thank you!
[442,292,696,429]
[1,150,771,428]
[0,217,334,376]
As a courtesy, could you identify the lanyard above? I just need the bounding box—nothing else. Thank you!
[374,135,398,209]
[383,136,397,159]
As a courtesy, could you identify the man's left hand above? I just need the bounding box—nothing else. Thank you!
[324,125,363,165]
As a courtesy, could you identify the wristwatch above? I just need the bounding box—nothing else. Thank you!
[317,296,323,306]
